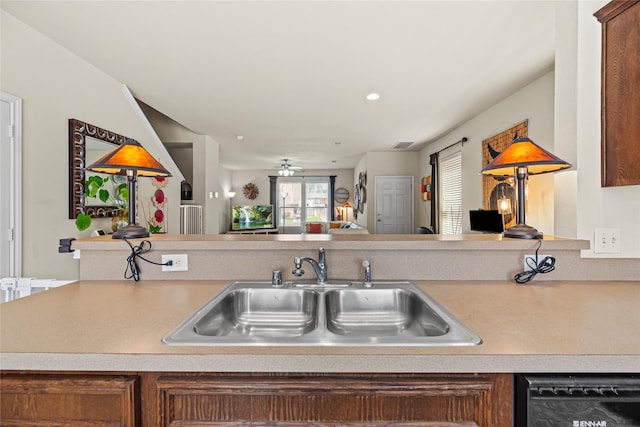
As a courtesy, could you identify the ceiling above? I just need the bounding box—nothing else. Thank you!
[1,1,556,171]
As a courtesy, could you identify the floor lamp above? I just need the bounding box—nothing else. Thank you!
[481,136,571,239]
[87,139,171,239]
[280,192,288,234]
[227,191,236,231]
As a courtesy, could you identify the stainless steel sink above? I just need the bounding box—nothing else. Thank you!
[193,288,319,338]
[325,288,449,338]
[163,281,481,346]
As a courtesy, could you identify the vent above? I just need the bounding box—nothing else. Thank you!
[393,141,414,150]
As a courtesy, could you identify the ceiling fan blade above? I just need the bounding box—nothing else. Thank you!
[289,166,304,172]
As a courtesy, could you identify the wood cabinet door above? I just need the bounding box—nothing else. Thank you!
[155,373,512,427]
[595,1,640,187]
[0,373,140,427]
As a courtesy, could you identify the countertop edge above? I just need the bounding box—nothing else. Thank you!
[2,353,639,374]
[71,234,591,252]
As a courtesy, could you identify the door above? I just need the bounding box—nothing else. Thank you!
[0,92,21,278]
[278,178,330,234]
[375,176,413,234]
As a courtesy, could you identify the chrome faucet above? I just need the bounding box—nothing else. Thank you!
[293,247,328,284]
[362,260,372,287]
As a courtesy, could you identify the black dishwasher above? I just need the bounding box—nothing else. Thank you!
[515,374,640,426]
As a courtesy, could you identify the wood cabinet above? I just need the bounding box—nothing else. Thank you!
[0,373,140,426]
[154,373,511,427]
[1,372,512,427]
[595,0,640,187]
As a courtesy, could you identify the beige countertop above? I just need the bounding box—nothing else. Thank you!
[1,279,639,373]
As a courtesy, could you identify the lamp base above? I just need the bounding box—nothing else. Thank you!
[503,223,543,239]
[111,224,151,239]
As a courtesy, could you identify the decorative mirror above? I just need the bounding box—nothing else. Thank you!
[68,118,129,219]
[334,187,349,204]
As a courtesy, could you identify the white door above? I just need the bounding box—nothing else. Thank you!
[0,92,22,278]
[375,176,413,234]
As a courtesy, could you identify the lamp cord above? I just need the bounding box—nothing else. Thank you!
[123,238,172,281]
[514,239,556,284]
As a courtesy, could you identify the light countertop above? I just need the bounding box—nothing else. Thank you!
[1,279,639,373]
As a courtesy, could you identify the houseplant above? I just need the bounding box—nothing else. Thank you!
[75,176,128,232]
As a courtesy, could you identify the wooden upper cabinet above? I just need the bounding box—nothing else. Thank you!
[595,1,640,187]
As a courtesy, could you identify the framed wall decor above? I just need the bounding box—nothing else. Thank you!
[68,118,129,219]
[481,121,528,228]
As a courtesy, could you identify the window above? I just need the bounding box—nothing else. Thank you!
[277,178,330,233]
[305,181,329,222]
[439,151,462,234]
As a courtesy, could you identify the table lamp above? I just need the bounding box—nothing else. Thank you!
[86,139,171,239]
[342,202,351,222]
[481,136,570,239]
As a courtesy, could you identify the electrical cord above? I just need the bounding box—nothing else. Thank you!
[123,238,172,281]
[514,239,556,284]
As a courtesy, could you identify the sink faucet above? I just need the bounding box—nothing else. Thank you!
[362,260,372,287]
[293,247,328,284]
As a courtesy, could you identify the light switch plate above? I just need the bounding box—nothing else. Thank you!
[594,228,621,253]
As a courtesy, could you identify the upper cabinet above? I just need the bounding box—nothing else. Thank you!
[595,1,640,187]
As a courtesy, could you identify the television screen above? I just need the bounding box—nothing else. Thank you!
[232,205,274,231]
[469,210,504,233]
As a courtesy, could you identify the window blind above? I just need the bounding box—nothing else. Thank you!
[439,151,462,234]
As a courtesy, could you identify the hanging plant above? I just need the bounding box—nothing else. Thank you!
[243,182,259,200]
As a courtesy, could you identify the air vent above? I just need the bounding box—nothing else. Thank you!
[393,141,414,150]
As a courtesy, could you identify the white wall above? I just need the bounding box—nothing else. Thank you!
[0,11,181,279]
[418,70,556,235]
[553,1,579,239]
[576,1,640,258]
[137,102,234,235]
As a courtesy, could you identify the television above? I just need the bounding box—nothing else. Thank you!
[232,205,274,231]
[469,209,504,233]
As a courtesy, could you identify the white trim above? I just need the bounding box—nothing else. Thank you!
[1,91,22,278]
[120,84,185,181]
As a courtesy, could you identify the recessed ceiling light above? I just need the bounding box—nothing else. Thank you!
[366,93,380,101]
[236,135,244,141]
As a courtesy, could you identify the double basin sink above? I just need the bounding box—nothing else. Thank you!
[163,281,482,346]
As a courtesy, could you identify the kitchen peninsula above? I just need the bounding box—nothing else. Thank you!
[1,234,639,426]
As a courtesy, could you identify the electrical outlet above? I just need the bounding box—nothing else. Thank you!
[594,228,621,253]
[162,254,188,272]
[523,254,551,272]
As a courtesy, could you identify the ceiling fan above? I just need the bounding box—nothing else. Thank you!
[277,159,304,176]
